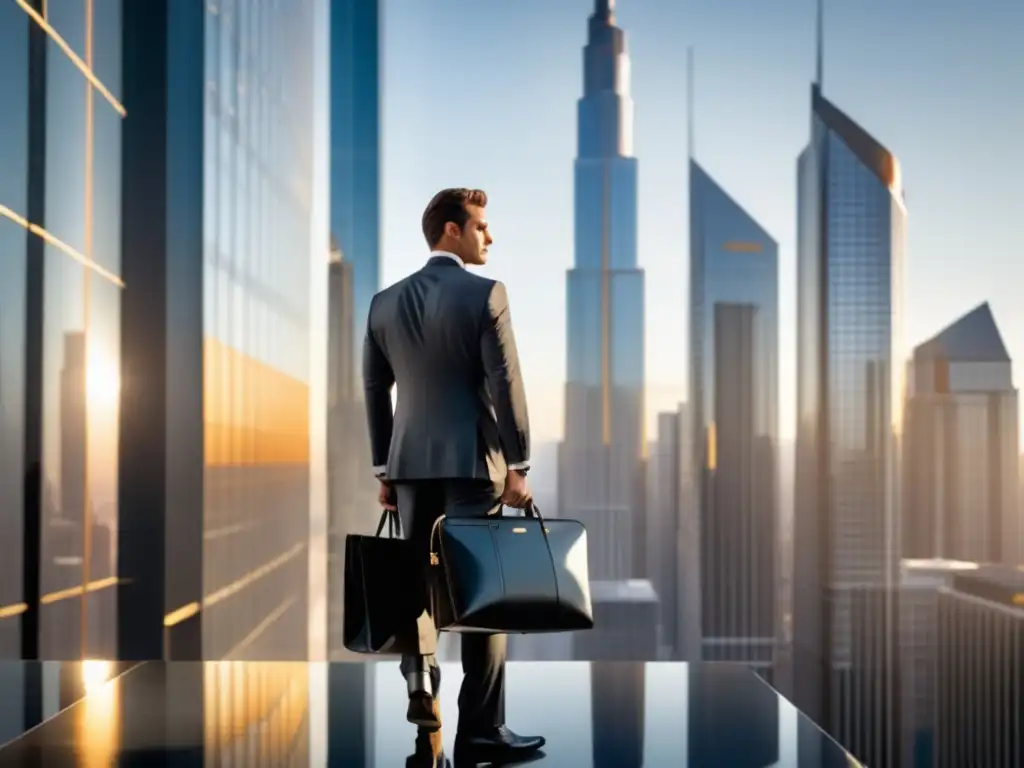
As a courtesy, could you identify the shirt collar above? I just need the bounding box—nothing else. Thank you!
[429,250,465,268]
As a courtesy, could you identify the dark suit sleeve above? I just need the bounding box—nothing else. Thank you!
[480,280,531,470]
[362,297,395,476]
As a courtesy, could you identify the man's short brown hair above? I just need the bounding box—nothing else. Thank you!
[421,188,488,248]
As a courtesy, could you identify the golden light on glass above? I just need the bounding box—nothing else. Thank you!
[706,421,717,471]
[14,0,127,117]
[203,338,310,466]
[722,240,763,253]
[0,204,124,288]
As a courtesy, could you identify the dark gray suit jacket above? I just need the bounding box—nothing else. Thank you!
[362,255,530,483]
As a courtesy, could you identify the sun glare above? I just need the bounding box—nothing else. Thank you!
[86,358,121,408]
[81,659,113,694]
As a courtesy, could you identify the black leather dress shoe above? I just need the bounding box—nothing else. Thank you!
[454,725,546,758]
[407,692,442,730]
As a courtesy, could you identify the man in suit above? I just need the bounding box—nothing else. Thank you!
[362,188,545,759]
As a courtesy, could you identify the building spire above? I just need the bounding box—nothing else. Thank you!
[595,0,614,21]
[687,46,695,158]
[815,0,824,87]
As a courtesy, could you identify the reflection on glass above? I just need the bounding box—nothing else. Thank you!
[591,662,644,767]
[199,0,317,660]
[200,662,311,765]
[688,663,779,766]
[0,661,872,765]
[77,661,120,767]
[0,0,30,657]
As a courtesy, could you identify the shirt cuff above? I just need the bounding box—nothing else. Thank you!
[373,465,386,477]
[508,462,529,471]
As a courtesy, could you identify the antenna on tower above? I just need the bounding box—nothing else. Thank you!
[687,46,695,158]
[815,0,824,87]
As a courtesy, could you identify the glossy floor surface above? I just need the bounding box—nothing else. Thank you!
[0,661,861,766]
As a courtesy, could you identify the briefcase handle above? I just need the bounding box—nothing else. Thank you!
[427,501,547,567]
[374,508,403,538]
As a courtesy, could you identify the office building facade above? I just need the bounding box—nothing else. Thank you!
[903,302,1020,564]
[0,0,125,659]
[689,160,778,680]
[936,566,1024,767]
[893,559,978,768]
[119,0,327,659]
[674,402,702,661]
[561,0,646,583]
[792,76,906,736]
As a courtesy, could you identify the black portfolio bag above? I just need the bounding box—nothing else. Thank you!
[430,503,594,633]
[343,509,422,655]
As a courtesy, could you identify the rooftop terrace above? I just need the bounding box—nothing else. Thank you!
[0,660,861,766]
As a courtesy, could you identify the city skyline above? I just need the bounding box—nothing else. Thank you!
[0,0,1020,764]
[379,0,1024,445]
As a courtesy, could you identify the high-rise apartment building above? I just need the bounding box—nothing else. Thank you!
[561,0,646,583]
[0,0,126,660]
[689,155,779,681]
[903,302,1020,564]
[792,2,905,737]
[118,0,328,659]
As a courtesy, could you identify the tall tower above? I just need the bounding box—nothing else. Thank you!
[561,0,645,583]
[330,0,382,378]
[687,50,780,682]
[792,0,905,742]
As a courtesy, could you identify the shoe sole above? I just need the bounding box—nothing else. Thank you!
[407,700,441,731]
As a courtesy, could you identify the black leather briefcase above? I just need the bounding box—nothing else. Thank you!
[429,503,594,634]
[343,509,423,655]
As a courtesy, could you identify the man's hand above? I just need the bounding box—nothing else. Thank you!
[499,470,531,509]
[377,479,397,511]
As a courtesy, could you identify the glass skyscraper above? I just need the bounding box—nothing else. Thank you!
[561,0,646,585]
[689,160,778,681]
[792,76,905,737]
[0,0,125,660]
[118,0,328,660]
[330,0,381,372]
[327,0,382,659]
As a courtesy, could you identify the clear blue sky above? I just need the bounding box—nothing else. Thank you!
[379,0,1024,443]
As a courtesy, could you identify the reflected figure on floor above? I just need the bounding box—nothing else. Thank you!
[363,188,545,760]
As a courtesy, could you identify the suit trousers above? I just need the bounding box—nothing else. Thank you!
[394,478,507,733]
